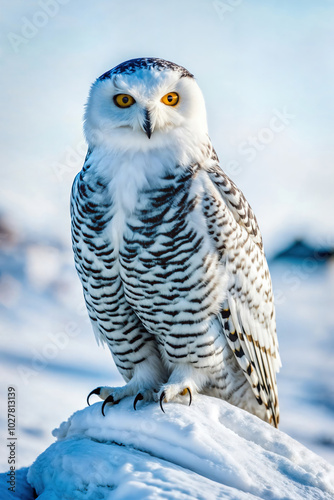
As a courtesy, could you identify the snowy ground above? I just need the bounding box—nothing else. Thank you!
[1,397,334,500]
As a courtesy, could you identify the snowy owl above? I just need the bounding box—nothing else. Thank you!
[71,57,281,427]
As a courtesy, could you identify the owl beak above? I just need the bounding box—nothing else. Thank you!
[143,108,152,139]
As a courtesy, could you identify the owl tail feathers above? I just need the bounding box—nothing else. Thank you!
[220,299,280,429]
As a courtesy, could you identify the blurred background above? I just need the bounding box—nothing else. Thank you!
[0,0,333,469]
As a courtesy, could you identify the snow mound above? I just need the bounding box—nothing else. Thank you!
[0,468,35,500]
[27,396,334,500]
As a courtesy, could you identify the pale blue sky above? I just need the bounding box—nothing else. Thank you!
[1,0,333,253]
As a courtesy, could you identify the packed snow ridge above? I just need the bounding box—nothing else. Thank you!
[3,396,334,499]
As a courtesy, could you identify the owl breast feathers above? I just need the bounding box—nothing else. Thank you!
[71,57,281,427]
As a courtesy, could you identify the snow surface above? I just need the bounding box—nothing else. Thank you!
[0,468,35,500]
[3,396,333,500]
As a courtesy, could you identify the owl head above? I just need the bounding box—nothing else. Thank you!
[84,58,208,156]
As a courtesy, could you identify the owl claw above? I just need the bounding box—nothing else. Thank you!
[101,394,114,416]
[101,394,120,416]
[159,387,192,412]
[133,393,144,410]
[87,387,101,406]
[181,387,192,407]
[159,391,166,413]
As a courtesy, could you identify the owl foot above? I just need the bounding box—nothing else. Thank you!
[133,388,158,410]
[87,385,134,415]
[159,386,192,413]
[86,385,158,415]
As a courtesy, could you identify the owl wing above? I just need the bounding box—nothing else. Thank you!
[206,164,281,427]
[207,163,263,249]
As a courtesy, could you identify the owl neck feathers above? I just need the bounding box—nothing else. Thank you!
[86,125,210,170]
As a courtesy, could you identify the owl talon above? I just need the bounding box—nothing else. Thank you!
[101,394,114,416]
[101,394,120,416]
[87,387,101,406]
[180,387,192,406]
[159,391,166,413]
[133,393,144,410]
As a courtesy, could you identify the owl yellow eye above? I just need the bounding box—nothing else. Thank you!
[161,92,179,106]
[113,94,135,108]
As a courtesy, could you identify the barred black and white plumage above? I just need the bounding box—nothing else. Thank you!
[71,58,281,427]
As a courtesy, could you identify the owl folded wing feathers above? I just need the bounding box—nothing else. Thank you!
[206,166,281,427]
